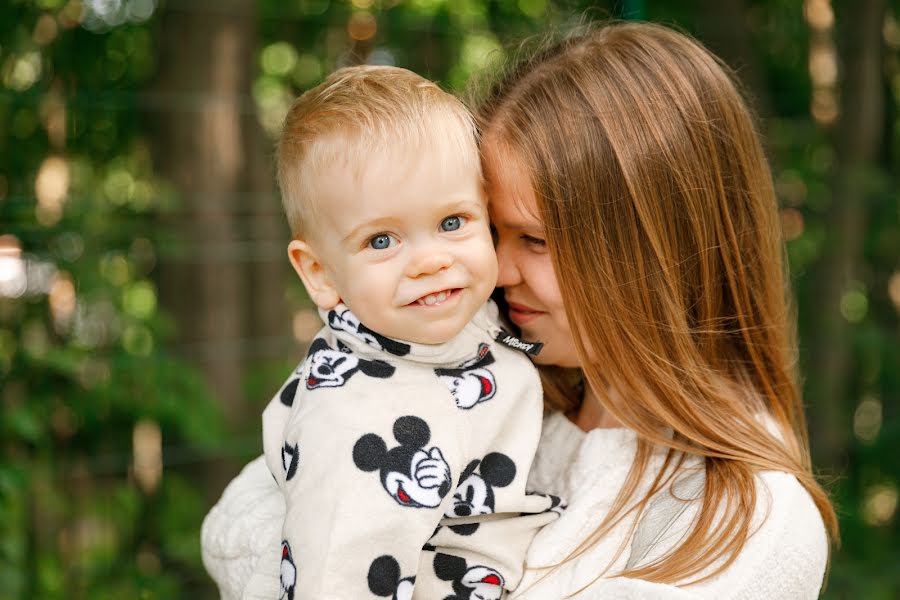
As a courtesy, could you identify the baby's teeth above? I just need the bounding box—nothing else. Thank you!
[416,290,451,306]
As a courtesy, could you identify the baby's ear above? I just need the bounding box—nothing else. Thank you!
[287,239,340,310]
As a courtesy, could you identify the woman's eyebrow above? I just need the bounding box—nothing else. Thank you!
[494,219,543,232]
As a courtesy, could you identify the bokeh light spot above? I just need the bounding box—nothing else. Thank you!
[863,483,898,527]
[253,77,294,137]
[781,208,805,241]
[133,419,162,493]
[887,271,900,312]
[261,42,298,77]
[49,271,77,330]
[885,13,900,48]
[293,53,323,88]
[0,236,27,299]
[853,396,882,443]
[101,252,131,286]
[122,323,154,356]
[35,156,71,226]
[804,0,834,31]
[122,280,157,320]
[4,51,42,91]
[103,169,136,206]
[840,285,868,323]
[348,12,377,41]
[33,14,60,45]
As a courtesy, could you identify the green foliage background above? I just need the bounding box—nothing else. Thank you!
[1,0,898,597]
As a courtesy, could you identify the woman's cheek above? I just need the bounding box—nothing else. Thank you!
[533,256,580,366]
[532,333,581,367]
[531,254,565,313]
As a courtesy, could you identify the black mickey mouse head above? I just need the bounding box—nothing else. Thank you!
[279,377,300,407]
[433,553,504,600]
[445,452,516,536]
[303,337,395,390]
[525,490,568,516]
[353,416,451,509]
[327,307,411,356]
[279,540,296,600]
[282,441,299,481]
[434,344,497,409]
[368,555,415,600]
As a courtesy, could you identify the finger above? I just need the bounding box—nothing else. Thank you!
[410,450,428,468]
[417,465,439,480]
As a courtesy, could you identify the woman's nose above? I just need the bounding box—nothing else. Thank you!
[495,242,521,287]
[405,250,453,278]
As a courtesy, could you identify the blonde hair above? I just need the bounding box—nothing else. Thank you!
[480,22,838,585]
[276,65,481,238]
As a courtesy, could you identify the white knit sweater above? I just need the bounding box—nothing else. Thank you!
[201,411,829,599]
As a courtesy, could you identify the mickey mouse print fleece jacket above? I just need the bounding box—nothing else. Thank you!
[261,300,562,600]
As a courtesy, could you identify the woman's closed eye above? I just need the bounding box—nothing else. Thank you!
[367,233,398,250]
[520,233,546,248]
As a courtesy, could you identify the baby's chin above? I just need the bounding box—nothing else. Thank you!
[392,317,472,346]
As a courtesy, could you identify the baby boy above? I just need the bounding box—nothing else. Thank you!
[262,65,562,600]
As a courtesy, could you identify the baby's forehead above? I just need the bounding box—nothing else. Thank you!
[316,132,481,188]
[308,142,484,232]
[323,123,479,174]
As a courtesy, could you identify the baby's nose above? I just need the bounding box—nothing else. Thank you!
[406,250,453,278]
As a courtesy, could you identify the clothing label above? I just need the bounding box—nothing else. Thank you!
[494,330,543,356]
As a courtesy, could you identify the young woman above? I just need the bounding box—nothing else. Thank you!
[202,22,837,599]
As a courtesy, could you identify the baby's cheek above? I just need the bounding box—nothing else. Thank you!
[465,240,499,288]
[339,271,393,325]
[353,261,393,296]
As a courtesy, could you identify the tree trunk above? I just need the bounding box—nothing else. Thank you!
[806,0,886,468]
[697,0,773,119]
[151,0,259,427]
[243,113,292,373]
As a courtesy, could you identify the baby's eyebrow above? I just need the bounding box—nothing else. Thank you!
[341,217,397,245]
[443,198,486,213]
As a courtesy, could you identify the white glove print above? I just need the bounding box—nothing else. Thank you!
[414,447,450,490]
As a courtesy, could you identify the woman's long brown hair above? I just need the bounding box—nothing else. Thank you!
[479,22,838,585]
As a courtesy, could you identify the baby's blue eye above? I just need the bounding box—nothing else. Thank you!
[441,215,466,232]
[368,234,395,250]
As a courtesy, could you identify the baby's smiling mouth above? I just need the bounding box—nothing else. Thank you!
[411,288,460,307]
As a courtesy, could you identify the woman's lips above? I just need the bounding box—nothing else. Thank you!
[507,302,544,325]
